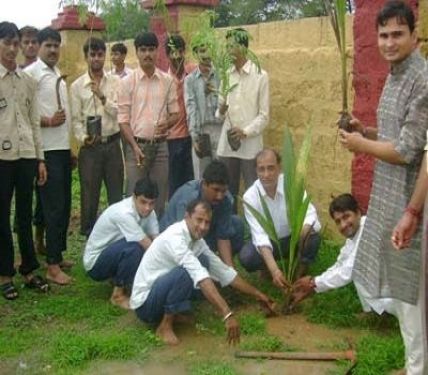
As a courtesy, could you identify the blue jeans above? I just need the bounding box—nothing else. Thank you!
[87,238,143,287]
[239,232,321,272]
[135,255,209,324]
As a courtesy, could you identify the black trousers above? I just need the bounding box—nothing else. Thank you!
[78,139,124,237]
[38,150,72,265]
[167,136,194,199]
[0,159,40,277]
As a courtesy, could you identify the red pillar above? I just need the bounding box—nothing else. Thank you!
[351,0,418,212]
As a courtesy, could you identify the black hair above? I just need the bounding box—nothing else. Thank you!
[0,22,19,40]
[256,148,281,165]
[37,27,61,45]
[165,34,186,55]
[19,26,38,40]
[83,37,106,57]
[329,194,360,218]
[186,199,212,216]
[202,160,229,186]
[377,0,415,33]
[134,178,159,199]
[226,28,249,48]
[134,32,158,49]
[111,42,127,55]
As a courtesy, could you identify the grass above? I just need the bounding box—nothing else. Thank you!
[0,171,404,374]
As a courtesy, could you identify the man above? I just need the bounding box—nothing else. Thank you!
[217,28,269,212]
[185,42,222,179]
[160,160,244,267]
[19,25,39,69]
[118,32,179,217]
[339,2,428,373]
[292,194,393,316]
[71,37,123,237]
[84,178,159,309]
[165,34,194,198]
[131,199,275,345]
[239,149,321,285]
[25,27,73,285]
[110,42,133,79]
[0,22,48,300]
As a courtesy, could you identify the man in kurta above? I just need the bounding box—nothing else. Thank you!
[339,2,428,373]
[118,32,179,217]
[71,37,123,237]
[216,28,269,212]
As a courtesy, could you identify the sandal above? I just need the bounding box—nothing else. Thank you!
[24,275,49,293]
[1,282,19,300]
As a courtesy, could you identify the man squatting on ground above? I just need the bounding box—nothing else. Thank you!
[83,178,159,309]
[131,199,275,345]
[160,160,244,267]
[339,1,428,373]
[25,27,74,285]
[292,194,394,314]
[71,37,123,238]
[0,22,49,300]
[239,149,321,285]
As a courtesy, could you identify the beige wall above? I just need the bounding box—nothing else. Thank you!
[60,16,354,235]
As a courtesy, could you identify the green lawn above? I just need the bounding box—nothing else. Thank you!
[0,172,403,374]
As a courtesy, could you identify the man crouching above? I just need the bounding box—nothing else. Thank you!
[130,199,275,345]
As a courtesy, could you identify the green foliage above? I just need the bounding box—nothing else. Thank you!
[239,311,266,335]
[190,361,237,375]
[240,334,296,352]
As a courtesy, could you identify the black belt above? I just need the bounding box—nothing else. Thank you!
[99,132,120,144]
[134,136,166,144]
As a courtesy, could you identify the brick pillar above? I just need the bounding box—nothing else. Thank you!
[141,0,219,70]
[351,0,418,212]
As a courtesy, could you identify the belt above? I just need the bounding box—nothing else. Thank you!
[99,132,120,144]
[134,136,166,144]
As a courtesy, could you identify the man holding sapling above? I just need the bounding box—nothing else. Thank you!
[118,32,179,217]
[71,37,123,238]
[160,160,244,267]
[25,27,73,285]
[339,1,428,373]
[165,34,195,198]
[239,149,321,285]
[185,42,222,179]
[131,199,275,345]
[216,28,269,212]
[84,178,159,310]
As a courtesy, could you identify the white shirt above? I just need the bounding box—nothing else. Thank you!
[243,174,321,251]
[130,220,237,310]
[24,59,71,151]
[109,66,133,79]
[314,216,392,314]
[216,60,269,159]
[83,197,159,271]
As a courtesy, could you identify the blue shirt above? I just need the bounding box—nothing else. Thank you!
[160,180,234,245]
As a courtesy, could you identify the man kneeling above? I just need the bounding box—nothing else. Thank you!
[83,178,159,309]
[130,199,275,345]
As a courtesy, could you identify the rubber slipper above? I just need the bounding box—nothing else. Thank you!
[24,275,49,293]
[1,282,19,300]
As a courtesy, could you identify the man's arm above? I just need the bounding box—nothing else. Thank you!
[259,246,288,289]
[217,239,234,267]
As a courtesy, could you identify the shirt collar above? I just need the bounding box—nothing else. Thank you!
[136,66,161,81]
[37,58,60,75]
[256,174,284,199]
[168,63,194,81]
[82,71,107,87]
[231,59,252,74]
[195,66,215,79]
[390,50,419,75]
[180,219,199,248]
[0,63,22,78]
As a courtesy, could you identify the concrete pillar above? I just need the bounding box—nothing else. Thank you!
[141,0,219,70]
[351,0,418,212]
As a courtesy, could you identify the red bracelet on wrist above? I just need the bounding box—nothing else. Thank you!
[405,206,421,220]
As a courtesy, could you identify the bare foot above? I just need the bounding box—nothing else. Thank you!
[156,325,180,345]
[110,287,130,310]
[46,265,72,285]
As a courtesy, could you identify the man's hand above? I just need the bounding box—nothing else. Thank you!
[339,129,365,153]
[89,81,103,99]
[225,316,240,345]
[256,292,277,317]
[391,211,419,250]
[70,153,78,170]
[271,269,289,290]
[291,276,315,306]
[347,118,364,134]
[154,121,169,139]
[229,127,246,141]
[37,161,47,186]
[84,135,98,146]
[133,145,145,167]
[50,110,66,127]
[219,103,228,116]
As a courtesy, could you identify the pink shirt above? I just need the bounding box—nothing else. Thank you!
[167,63,196,140]
[118,67,179,139]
